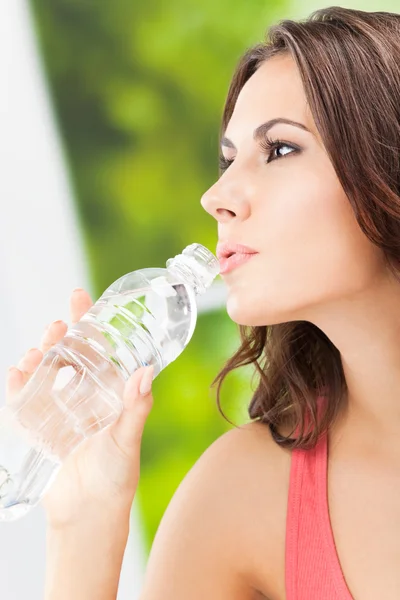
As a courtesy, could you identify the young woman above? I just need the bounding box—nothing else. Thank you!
[8,5,400,599]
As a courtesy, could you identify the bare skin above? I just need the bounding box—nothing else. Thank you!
[200,52,400,598]
[7,290,288,600]
[8,53,400,598]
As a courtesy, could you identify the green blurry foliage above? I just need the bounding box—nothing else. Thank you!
[29,0,288,550]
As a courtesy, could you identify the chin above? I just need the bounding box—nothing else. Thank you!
[225,296,288,327]
[226,301,265,327]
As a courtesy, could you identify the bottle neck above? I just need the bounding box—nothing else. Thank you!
[165,243,220,296]
[167,258,207,295]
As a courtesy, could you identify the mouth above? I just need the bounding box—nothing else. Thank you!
[218,252,258,275]
[216,242,258,260]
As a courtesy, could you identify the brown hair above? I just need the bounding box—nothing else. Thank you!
[210,6,400,450]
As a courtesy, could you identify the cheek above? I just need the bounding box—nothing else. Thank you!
[225,167,383,326]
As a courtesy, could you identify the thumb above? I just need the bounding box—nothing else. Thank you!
[109,365,154,456]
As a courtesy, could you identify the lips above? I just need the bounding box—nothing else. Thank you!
[216,241,258,260]
[218,252,257,275]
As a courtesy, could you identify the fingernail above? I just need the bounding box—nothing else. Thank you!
[73,288,84,294]
[139,366,154,396]
[8,366,18,373]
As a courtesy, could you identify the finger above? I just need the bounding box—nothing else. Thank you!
[70,288,94,324]
[6,345,43,405]
[17,347,43,383]
[109,365,154,457]
[6,366,25,404]
[7,320,67,407]
[40,320,68,355]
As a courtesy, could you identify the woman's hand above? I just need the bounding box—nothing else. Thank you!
[6,288,155,528]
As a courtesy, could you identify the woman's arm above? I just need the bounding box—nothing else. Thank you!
[43,424,274,600]
[44,505,131,600]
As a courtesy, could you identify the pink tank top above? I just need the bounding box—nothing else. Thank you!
[285,402,354,599]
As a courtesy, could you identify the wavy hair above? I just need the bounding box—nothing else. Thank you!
[210,6,400,450]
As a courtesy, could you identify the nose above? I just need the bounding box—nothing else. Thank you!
[200,179,251,223]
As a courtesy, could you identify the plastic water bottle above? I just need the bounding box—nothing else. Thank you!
[0,243,219,521]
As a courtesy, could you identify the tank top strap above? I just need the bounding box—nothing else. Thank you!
[285,395,353,599]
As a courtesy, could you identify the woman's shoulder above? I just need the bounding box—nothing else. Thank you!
[203,419,292,477]
[198,420,293,599]
[196,420,293,508]
[141,420,292,600]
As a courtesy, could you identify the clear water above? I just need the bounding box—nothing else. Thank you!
[0,412,61,521]
[0,269,198,520]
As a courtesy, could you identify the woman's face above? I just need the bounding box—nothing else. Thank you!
[200,53,384,327]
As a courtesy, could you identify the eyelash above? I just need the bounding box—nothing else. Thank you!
[218,136,298,173]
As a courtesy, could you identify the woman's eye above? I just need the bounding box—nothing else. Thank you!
[218,155,234,172]
[218,141,298,174]
[261,138,298,163]
[267,142,296,162]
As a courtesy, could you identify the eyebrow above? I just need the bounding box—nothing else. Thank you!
[221,118,311,149]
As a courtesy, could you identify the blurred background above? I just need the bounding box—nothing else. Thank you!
[1,0,398,598]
